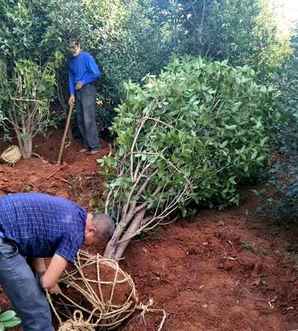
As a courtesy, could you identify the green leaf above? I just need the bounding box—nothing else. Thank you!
[3,317,21,328]
[0,310,16,322]
[0,322,4,331]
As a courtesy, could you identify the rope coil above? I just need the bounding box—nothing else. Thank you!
[57,311,95,331]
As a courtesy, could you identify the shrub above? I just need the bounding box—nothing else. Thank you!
[0,59,56,159]
[101,57,277,259]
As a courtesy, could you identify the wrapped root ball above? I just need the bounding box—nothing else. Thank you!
[60,251,138,329]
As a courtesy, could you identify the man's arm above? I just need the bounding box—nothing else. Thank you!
[68,70,75,96]
[68,71,76,106]
[32,257,47,275]
[80,54,101,85]
[40,254,68,290]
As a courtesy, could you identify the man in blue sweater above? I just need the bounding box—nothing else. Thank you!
[68,38,101,154]
[0,192,114,331]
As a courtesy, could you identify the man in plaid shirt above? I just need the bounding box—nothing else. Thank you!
[0,192,114,331]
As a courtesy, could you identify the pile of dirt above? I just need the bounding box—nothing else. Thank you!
[0,132,109,208]
[120,206,298,331]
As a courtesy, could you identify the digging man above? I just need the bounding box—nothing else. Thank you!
[0,192,114,331]
[68,38,101,155]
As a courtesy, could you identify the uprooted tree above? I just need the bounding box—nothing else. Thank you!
[101,57,277,260]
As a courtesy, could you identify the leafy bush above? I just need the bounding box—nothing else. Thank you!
[256,30,298,223]
[0,59,56,158]
[157,0,289,80]
[204,0,289,72]
[44,0,174,103]
[101,57,277,259]
[275,31,298,153]
[0,0,287,119]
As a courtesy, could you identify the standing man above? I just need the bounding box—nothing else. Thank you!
[68,38,101,154]
[0,192,114,331]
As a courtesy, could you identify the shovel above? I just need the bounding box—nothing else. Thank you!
[57,103,74,164]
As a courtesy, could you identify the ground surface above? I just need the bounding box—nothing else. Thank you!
[0,133,297,331]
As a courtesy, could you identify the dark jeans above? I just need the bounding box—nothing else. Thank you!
[0,238,53,331]
[76,84,100,150]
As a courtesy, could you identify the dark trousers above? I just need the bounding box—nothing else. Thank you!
[76,84,100,150]
[0,238,53,331]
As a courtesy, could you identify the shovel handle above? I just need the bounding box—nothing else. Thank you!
[57,103,74,164]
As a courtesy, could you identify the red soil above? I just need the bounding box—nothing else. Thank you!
[0,132,297,331]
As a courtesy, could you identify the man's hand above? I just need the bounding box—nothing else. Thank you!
[68,95,75,107]
[48,284,62,295]
[75,81,83,90]
[40,255,68,291]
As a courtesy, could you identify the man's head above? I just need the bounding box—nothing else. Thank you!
[69,38,81,56]
[84,213,115,248]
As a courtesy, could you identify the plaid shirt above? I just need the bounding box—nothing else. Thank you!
[0,193,87,263]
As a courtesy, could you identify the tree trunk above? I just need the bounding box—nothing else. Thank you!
[103,235,119,260]
[21,136,32,159]
[104,208,146,260]
[114,209,145,261]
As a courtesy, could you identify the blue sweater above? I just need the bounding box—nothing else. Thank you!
[68,51,101,96]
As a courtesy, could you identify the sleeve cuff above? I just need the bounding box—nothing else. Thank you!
[55,250,76,264]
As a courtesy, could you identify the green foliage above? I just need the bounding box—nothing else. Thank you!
[102,57,277,221]
[275,30,298,153]
[0,59,56,158]
[43,0,174,102]
[0,0,287,114]
[0,0,173,112]
[0,60,7,125]
[257,29,298,223]
[0,0,65,142]
[0,0,289,147]
[171,0,289,79]
[0,309,21,330]
[0,0,60,64]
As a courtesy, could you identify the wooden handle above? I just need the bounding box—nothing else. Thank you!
[57,104,74,164]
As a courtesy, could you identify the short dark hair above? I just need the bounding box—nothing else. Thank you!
[69,37,80,47]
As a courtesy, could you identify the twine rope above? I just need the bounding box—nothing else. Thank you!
[48,250,166,330]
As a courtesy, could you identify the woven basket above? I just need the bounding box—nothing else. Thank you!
[0,145,22,164]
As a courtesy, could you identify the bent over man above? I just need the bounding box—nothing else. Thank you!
[0,192,114,331]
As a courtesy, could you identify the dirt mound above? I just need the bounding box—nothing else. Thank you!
[120,206,298,331]
[0,131,109,208]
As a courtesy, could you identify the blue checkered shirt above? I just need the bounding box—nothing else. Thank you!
[0,193,87,263]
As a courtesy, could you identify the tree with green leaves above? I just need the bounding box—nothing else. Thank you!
[0,0,62,157]
[101,57,277,260]
[0,60,56,159]
[157,0,290,78]
[0,0,175,137]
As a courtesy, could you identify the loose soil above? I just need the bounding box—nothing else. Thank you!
[0,132,297,331]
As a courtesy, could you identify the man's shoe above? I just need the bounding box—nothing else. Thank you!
[87,149,100,155]
[79,148,88,153]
